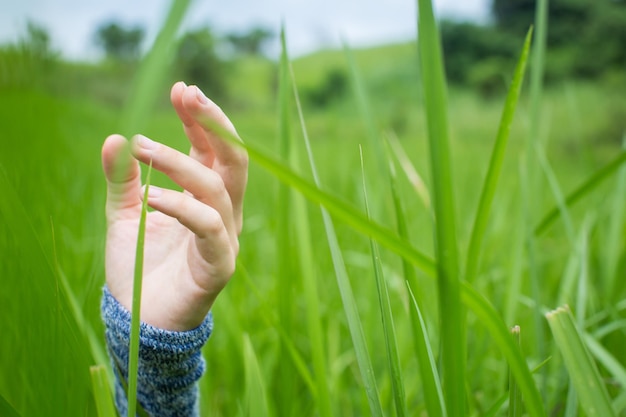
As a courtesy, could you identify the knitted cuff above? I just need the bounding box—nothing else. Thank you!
[101,286,213,417]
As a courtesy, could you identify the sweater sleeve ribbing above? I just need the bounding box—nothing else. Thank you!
[101,286,212,417]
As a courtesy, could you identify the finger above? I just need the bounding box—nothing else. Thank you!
[130,134,238,247]
[180,85,248,232]
[142,185,237,281]
[171,82,215,165]
[102,134,141,222]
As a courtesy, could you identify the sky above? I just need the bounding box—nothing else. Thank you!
[0,0,490,60]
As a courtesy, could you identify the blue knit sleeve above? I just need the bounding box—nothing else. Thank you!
[101,286,213,417]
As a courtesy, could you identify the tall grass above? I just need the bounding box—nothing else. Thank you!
[1,0,625,415]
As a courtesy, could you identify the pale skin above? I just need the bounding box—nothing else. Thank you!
[102,82,248,332]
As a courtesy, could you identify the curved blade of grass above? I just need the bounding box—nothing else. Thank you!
[127,160,152,417]
[196,115,436,277]
[546,306,616,417]
[290,62,383,417]
[465,28,533,284]
[417,0,463,414]
[90,365,118,417]
[461,283,547,417]
[406,284,447,417]
[534,150,626,235]
[361,148,406,417]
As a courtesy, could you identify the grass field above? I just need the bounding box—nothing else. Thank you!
[1,2,626,416]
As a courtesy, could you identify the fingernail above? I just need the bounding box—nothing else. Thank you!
[196,86,208,104]
[137,134,157,150]
[147,185,162,198]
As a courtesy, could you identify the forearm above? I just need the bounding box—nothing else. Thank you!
[101,287,212,417]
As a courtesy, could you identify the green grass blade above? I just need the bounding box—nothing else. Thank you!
[416,0,463,414]
[275,25,297,417]
[279,30,333,417]
[243,334,270,417]
[534,150,626,235]
[583,333,626,398]
[90,365,118,417]
[461,283,547,417]
[361,149,406,417]
[508,326,523,417]
[546,306,616,417]
[465,28,533,283]
[387,132,431,212]
[120,0,191,136]
[127,161,152,417]
[535,145,576,244]
[406,284,447,417]
[0,392,21,417]
[484,394,508,417]
[344,43,387,178]
[290,61,384,417]
[196,116,436,277]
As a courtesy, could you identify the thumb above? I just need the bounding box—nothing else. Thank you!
[102,134,141,222]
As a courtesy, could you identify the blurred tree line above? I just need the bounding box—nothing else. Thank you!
[0,19,273,104]
[442,0,626,94]
[2,0,624,103]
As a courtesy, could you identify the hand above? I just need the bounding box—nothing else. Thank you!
[101,82,248,331]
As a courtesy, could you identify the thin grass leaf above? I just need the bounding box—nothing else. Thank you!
[508,326,523,417]
[127,161,152,417]
[406,284,447,417]
[196,104,437,278]
[279,29,333,417]
[605,139,626,296]
[534,150,626,235]
[484,394,508,417]
[546,306,616,417]
[344,43,387,179]
[243,334,270,417]
[525,0,549,397]
[120,0,191,136]
[0,392,21,417]
[290,59,384,417]
[461,283,547,417]
[291,181,334,416]
[361,148,406,417]
[535,145,576,244]
[583,333,626,396]
[387,132,431,212]
[465,28,533,284]
[90,365,118,417]
[416,0,463,414]
[275,25,297,417]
